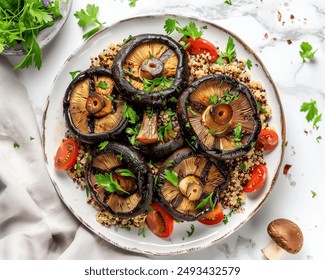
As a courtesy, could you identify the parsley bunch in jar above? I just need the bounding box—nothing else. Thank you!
[0,0,62,70]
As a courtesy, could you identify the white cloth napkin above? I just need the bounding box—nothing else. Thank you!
[0,57,148,260]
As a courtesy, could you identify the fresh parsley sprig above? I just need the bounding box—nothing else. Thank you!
[300,100,322,130]
[195,192,214,210]
[143,76,174,94]
[220,37,236,63]
[95,173,130,195]
[0,0,62,70]
[123,103,140,124]
[164,170,179,188]
[74,4,105,39]
[299,42,317,63]
[164,19,205,41]
[117,168,136,179]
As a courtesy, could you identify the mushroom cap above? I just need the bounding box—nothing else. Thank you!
[267,218,303,254]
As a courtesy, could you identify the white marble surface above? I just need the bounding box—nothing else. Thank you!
[5,0,325,260]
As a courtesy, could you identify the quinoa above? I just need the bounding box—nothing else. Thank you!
[65,41,272,228]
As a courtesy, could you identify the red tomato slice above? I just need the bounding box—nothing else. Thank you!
[146,203,174,238]
[185,38,218,62]
[198,204,224,225]
[54,138,79,170]
[256,129,279,152]
[243,164,268,193]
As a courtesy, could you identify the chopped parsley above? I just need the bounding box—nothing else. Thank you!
[122,103,140,124]
[125,124,141,146]
[164,19,204,42]
[158,121,175,142]
[300,100,322,130]
[143,76,174,94]
[186,224,195,237]
[164,170,179,188]
[69,70,81,80]
[97,81,107,89]
[246,59,253,70]
[195,192,214,210]
[232,123,243,144]
[129,0,138,7]
[74,4,105,39]
[29,136,35,141]
[117,168,136,179]
[13,142,20,149]
[311,190,317,198]
[98,140,109,150]
[220,37,236,63]
[95,173,130,195]
[224,0,232,5]
[299,42,317,63]
[209,95,218,104]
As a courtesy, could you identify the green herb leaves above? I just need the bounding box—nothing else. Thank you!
[224,0,233,5]
[129,0,138,7]
[143,76,174,94]
[164,170,179,187]
[74,4,105,39]
[95,173,130,195]
[221,37,236,63]
[164,19,204,41]
[0,0,62,70]
[300,100,322,130]
[195,192,214,210]
[299,42,317,63]
[122,103,140,124]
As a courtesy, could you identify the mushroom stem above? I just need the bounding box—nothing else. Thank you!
[178,175,203,201]
[261,241,285,260]
[136,111,159,144]
[202,104,233,137]
[139,57,164,80]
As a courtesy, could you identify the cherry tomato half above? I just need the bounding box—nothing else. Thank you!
[256,129,279,152]
[54,138,79,170]
[243,164,268,193]
[198,204,224,225]
[185,38,218,62]
[146,203,174,238]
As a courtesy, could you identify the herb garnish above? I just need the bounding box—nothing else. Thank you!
[69,70,81,80]
[13,142,20,149]
[186,224,195,237]
[232,123,243,144]
[98,141,109,150]
[299,42,317,63]
[117,168,136,179]
[0,0,62,70]
[220,37,236,63]
[311,190,317,198]
[95,173,130,195]
[125,124,141,146]
[158,121,175,142]
[209,95,218,105]
[123,103,140,124]
[164,19,205,42]
[97,81,108,89]
[224,0,233,5]
[74,4,105,39]
[196,192,214,210]
[143,76,174,94]
[164,170,179,188]
[246,59,253,70]
[129,0,138,7]
[300,100,322,130]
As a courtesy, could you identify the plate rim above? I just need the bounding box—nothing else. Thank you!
[42,13,286,256]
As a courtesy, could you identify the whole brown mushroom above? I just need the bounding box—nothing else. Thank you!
[261,218,303,260]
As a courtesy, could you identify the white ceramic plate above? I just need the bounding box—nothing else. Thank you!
[2,0,72,56]
[42,15,285,256]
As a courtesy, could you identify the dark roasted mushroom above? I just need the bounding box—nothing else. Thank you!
[112,34,189,108]
[63,67,128,144]
[133,106,184,160]
[85,142,153,218]
[177,74,261,160]
[155,148,229,221]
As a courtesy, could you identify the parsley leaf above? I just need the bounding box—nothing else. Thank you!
[129,0,138,7]
[122,104,140,124]
[300,100,322,129]
[195,192,214,210]
[246,59,253,70]
[164,170,179,187]
[117,168,136,179]
[97,81,108,89]
[98,141,109,150]
[143,76,174,94]
[74,4,105,39]
[0,0,62,70]
[299,42,317,63]
[95,173,130,195]
[221,37,236,63]
[69,70,81,79]
[164,19,203,41]
[224,0,233,5]
[13,142,20,149]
